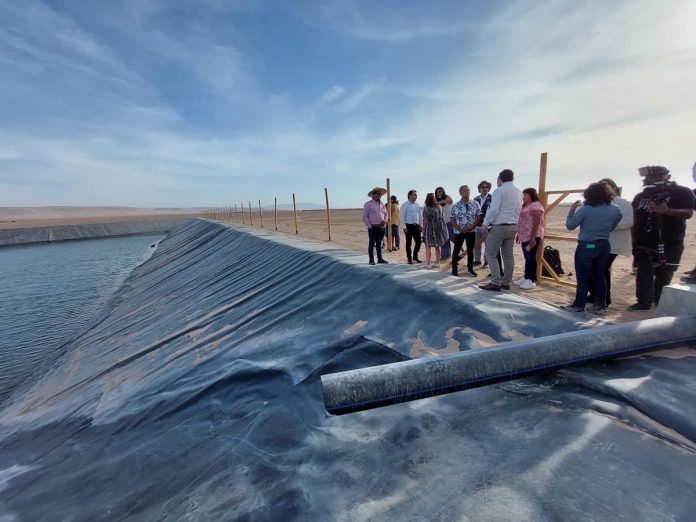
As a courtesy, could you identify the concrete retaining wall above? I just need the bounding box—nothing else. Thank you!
[0,220,189,247]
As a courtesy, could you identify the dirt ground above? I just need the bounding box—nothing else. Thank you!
[3,206,694,324]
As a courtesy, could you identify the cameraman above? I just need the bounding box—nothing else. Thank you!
[629,165,695,311]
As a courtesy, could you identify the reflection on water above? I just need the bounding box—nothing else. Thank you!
[0,235,161,403]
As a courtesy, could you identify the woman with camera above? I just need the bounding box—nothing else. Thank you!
[562,182,622,315]
[586,178,633,306]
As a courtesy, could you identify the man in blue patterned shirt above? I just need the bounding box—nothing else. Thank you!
[450,185,482,277]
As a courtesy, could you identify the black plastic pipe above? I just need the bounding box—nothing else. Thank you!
[321,315,696,415]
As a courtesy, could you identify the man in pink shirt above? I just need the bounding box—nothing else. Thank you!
[362,187,389,265]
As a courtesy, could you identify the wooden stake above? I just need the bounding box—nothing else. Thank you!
[241,202,246,224]
[386,178,392,251]
[258,200,263,228]
[536,152,548,282]
[274,197,278,231]
[292,193,298,235]
[234,203,238,222]
[324,188,332,241]
[248,201,253,225]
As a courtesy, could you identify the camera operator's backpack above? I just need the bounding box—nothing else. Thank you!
[542,246,565,277]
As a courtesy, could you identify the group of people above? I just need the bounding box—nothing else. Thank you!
[363,163,695,314]
[362,170,545,291]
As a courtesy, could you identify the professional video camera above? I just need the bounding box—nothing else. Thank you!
[637,165,677,267]
[638,165,673,205]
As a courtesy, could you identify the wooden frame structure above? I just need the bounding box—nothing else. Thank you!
[536,152,583,287]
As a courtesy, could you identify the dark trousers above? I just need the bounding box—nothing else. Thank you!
[441,223,454,259]
[521,238,541,282]
[635,243,684,305]
[367,226,386,263]
[588,253,618,305]
[573,240,610,308]
[404,224,422,262]
[451,232,475,274]
[391,224,400,249]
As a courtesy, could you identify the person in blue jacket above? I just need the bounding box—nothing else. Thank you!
[562,182,622,314]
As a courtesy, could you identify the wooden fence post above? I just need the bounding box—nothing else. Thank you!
[258,200,263,228]
[536,153,548,282]
[324,188,332,241]
[386,178,392,251]
[292,193,299,235]
[248,201,253,225]
[241,202,246,224]
[274,197,278,231]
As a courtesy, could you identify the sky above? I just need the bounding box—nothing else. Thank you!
[1,0,695,208]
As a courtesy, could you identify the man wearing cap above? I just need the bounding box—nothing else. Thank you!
[362,187,389,265]
[389,195,401,251]
[629,165,695,310]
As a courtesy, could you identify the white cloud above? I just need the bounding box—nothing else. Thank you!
[1,0,695,208]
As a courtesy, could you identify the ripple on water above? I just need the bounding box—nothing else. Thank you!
[0,235,161,403]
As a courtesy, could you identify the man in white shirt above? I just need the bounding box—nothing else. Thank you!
[400,190,423,264]
[480,169,522,291]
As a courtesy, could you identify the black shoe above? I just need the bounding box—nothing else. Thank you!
[501,284,511,290]
[452,271,459,277]
[473,261,482,266]
[467,270,477,277]
[378,259,389,264]
[408,260,413,265]
[414,259,423,263]
[627,303,651,311]
[369,261,375,265]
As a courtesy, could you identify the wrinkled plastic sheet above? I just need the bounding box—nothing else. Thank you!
[1,219,694,520]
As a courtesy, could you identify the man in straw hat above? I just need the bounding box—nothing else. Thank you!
[362,187,389,265]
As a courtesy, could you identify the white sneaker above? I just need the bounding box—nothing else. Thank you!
[513,277,528,286]
[520,280,536,290]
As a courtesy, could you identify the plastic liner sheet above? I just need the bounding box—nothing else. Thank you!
[1,219,694,520]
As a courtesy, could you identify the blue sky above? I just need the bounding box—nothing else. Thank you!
[1,0,695,208]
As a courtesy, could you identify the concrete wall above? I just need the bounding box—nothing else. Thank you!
[0,219,189,247]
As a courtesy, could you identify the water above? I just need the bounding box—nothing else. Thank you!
[0,235,161,403]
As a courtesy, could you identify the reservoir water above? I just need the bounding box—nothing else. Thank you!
[0,234,161,404]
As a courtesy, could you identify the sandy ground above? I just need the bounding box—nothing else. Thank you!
[3,205,694,324]
[0,207,207,229]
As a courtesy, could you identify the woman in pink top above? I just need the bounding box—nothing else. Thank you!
[514,188,545,289]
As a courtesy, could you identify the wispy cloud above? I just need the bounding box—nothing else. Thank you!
[1,0,694,207]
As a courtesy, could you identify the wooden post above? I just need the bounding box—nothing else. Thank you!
[248,201,253,225]
[258,200,263,228]
[241,202,246,224]
[324,188,332,241]
[537,152,548,282]
[292,193,299,235]
[274,197,278,231]
[386,178,392,251]
[234,203,239,222]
